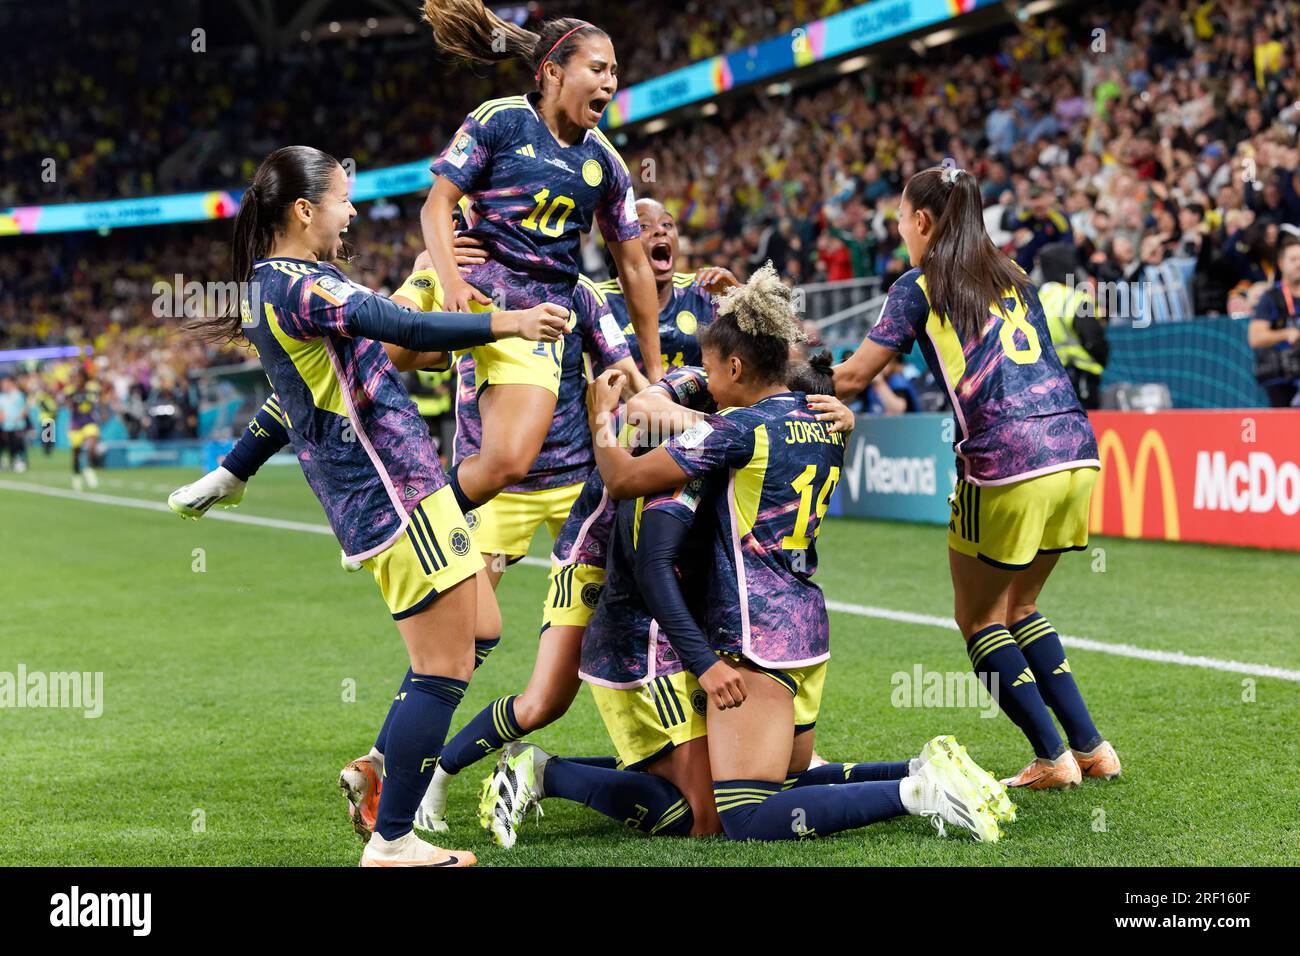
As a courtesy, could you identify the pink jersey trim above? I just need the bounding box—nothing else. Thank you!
[729,469,755,657]
[323,338,410,558]
[555,484,610,567]
[577,617,658,690]
[963,459,1101,488]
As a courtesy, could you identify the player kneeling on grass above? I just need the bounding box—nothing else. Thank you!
[833,166,1120,790]
[479,267,1013,844]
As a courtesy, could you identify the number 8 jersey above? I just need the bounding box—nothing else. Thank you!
[664,393,844,669]
[867,267,1099,485]
[431,92,639,290]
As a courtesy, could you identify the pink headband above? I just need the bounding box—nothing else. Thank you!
[535,22,591,84]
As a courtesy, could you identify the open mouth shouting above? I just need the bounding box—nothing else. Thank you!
[586,96,610,125]
[648,238,673,273]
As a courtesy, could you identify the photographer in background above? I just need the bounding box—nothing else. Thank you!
[1249,231,1300,407]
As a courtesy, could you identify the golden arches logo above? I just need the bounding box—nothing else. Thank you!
[1090,429,1180,540]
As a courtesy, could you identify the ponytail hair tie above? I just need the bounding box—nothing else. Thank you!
[941,166,965,185]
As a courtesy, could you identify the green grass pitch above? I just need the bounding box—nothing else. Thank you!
[1,452,1296,866]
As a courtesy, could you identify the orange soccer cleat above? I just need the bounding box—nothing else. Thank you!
[1073,740,1122,779]
[1000,750,1082,790]
[339,755,382,842]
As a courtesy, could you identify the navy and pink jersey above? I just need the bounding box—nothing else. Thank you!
[64,381,101,430]
[578,480,714,689]
[240,258,444,561]
[431,93,639,296]
[599,273,717,374]
[453,275,630,492]
[867,267,1099,485]
[664,394,845,669]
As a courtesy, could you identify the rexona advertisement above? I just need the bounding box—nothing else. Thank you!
[833,413,955,525]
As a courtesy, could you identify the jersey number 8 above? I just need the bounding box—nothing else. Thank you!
[997,301,1042,365]
[522,188,576,238]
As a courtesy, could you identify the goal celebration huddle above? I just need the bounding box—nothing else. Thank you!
[172,0,1119,867]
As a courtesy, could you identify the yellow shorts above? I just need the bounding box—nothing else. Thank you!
[394,269,566,397]
[363,485,484,619]
[541,560,607,631]
[467,482,583,557]
[948,467,1098,570]
[69,423,100,447]
[748,659,827,732]
[590,671,708,771]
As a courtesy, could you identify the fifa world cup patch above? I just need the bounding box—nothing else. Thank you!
[449,528,472,557]
[445,128,476,170]
[310,274,358,305]
[598,313,627,347]
[676,420,714,449]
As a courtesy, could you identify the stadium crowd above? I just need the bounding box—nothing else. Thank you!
[3,0,1299,420]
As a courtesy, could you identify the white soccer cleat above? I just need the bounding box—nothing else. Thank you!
[168,466,246,520]
[83,466,99,489]
[916,735,1016,823]
[911,749,1001,843]
[415,763,453,833]
[477,742,548,849]
[72,475,84,492]
[359,829,476,868]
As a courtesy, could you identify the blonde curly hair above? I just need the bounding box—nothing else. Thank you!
[714,262,805,344]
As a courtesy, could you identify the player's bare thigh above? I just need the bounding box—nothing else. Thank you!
[947,548,1015,635]
[395,574,477,682]
[706,664,795,783]
[511,624,584,730]
[1005,552,1062,625]
[647,737,721,836]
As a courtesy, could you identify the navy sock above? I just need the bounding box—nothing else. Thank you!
[372,668,413,756]
[223,398,289,481]
[714,778,906,841]
[967,624,1065,759]
[543,757,692,836]
[473,636,500,669]
[563,756,619,769]
[447,461,482,515]
[784,761,910,788]
[374,672,467,840]
[437,695,524,775]
[1012,612,1103,752]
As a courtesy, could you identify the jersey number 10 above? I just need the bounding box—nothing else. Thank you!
[522,188,576,238]
[782,464,841,551]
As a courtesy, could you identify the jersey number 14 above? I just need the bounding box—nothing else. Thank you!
[782,464,841,551]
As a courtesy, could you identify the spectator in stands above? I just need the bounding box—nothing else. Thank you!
[1248,232,1300,406]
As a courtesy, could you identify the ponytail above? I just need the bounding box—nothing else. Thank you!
[421,1,606,91]
[904,165,1029,340]
[190,145,340,345]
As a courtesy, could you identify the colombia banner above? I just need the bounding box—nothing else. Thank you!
[1088,410,1300,552]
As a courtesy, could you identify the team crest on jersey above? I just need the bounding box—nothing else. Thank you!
[449,528,472,557]
[446,128,475,170]
[465,509,480,531]
[582,159,603,187]
[675,310,698,335]
[581,583,602,609]
[690,689,707,716]
[410,276,433,289]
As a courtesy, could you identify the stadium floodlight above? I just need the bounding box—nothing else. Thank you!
[837,55,869,75]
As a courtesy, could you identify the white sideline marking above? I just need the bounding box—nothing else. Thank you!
[4,477,1298,683]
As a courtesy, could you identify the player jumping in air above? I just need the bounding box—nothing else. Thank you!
[196,145,565,866]
[832,166,1121,790]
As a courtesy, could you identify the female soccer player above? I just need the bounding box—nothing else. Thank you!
[832,166,1121,790]
[599,198,740,373]
[64,368,103,490]
[483,267,1007,845]
[417,1,663,521]
[200,144,566,866]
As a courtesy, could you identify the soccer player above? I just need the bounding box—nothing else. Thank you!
[483,266,1008,844]
[416,1,663,524]
[832,166,1121,790]
[0,376,29,472]
[199,144,566,867]
[599,198,740,373]
[64,368,102,490]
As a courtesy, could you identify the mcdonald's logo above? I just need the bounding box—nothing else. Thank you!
[1091,428,1181,540]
